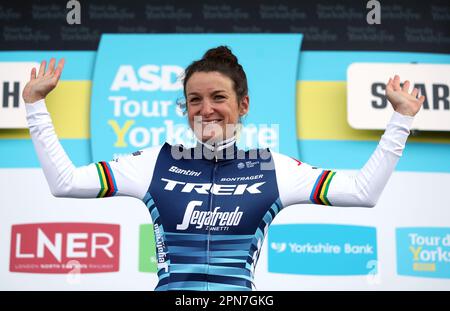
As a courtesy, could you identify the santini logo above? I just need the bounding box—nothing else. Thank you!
[168,165,202,177]
[161,178,265,195]
[270,242,287,253]
[176,201,243,231]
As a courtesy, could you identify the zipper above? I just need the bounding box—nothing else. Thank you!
[206,154,218,290]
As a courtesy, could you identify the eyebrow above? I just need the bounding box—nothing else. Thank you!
[187,90,227,96]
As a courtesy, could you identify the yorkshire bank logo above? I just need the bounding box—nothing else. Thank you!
[270,242,287,253]
[269,224,377,275]
[396,227,450,279]
[10,223,120,273]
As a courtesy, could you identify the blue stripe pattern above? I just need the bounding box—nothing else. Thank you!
[143,192,284,291]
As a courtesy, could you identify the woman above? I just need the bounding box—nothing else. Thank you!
[23,46,424,291]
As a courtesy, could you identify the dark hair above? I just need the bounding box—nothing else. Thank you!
[182,46,248,104]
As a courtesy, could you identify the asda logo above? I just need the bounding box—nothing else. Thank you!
[396,227,450,279]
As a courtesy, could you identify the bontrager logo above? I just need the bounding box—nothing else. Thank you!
[161,178,265,195]
[168,165,202,177]
[176,201,243,231]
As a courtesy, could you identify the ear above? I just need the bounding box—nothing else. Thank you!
[239,95,249,117]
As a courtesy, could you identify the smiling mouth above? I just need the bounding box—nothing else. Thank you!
[197,119,223,125]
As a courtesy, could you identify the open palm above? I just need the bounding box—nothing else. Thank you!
[22,58,65,104]
[385,75,425,117]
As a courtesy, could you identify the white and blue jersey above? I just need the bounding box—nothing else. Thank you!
[26,99,414,291]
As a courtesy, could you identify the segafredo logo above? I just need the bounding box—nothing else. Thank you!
[176,201,243,231]
[10,223,120,273]
[161,178,265,195]
[396,227,450,279]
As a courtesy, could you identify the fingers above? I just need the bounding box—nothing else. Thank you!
[45,58,56,76]
[402,80,410,92]
[386,77,394,93]
[411,88,418,98]
[37,60,46,77]
[30,67,36,81]
[36,58,64,80]
[52,58,65,83]
[393,75,402,91]
[418,95,426,105]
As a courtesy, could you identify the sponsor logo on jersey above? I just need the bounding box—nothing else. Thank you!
[168,165,202,177]
[220,174,264,182]
[176,201,243,231]
[161,178,265,195]
[237,161,260,169]
[10,223,120,274]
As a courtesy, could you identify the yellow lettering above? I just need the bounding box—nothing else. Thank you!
[409,246,422,261]
[108,120,135,147]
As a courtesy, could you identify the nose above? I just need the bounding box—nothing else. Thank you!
[199,99,214,116]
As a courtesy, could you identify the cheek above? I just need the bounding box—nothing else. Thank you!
[187,107,197,121]
[221,102,240,122]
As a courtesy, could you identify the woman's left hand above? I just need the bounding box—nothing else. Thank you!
[385,75,425,117]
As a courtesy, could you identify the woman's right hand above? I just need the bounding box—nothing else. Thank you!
[22,58,65,104]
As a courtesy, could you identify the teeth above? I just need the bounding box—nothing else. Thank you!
[201,120,222,124]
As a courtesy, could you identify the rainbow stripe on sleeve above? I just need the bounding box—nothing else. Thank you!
[310,170,336,206]
[95,161,118,198]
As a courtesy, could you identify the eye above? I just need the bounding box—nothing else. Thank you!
[214,95,225,101]
[189,97,200,104]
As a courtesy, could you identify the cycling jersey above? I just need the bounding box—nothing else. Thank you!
[26,99,414,291]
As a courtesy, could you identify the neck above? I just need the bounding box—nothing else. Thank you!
[197,135,236,152]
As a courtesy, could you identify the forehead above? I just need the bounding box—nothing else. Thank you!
[186,71,233,94]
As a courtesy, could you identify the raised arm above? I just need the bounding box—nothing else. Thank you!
[23,59,158,200]
[273,75,424,208]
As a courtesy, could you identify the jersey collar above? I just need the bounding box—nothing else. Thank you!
[193,136,239,161]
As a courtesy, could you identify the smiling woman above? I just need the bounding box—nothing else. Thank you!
[23,45,424,291]
[183,46,249,144]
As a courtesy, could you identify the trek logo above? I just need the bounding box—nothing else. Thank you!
[10,223,120,274]
[161,178,265,195]
[176,201,243,231]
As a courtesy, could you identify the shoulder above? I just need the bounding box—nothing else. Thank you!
[269,150,303,166]
[112,144,164,166]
